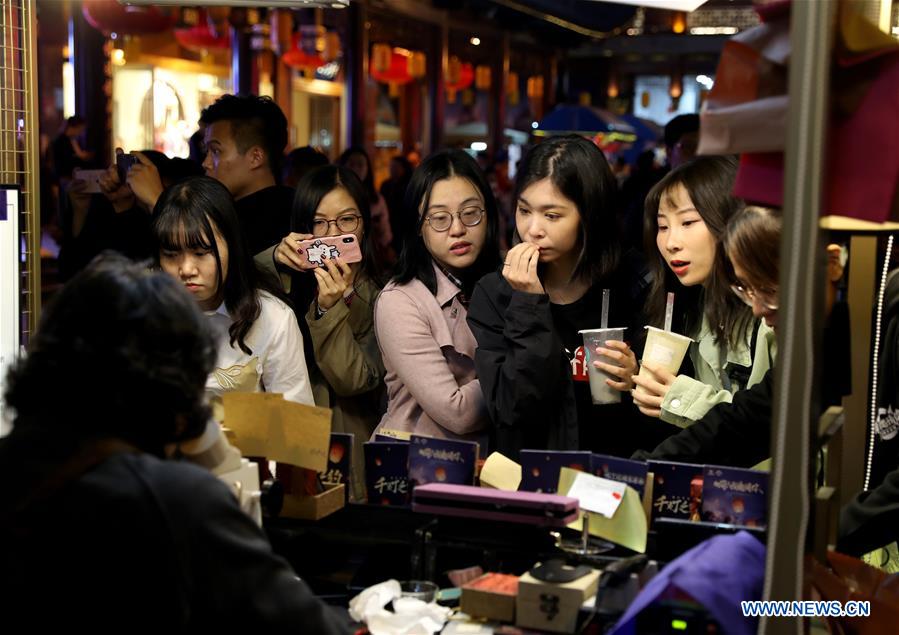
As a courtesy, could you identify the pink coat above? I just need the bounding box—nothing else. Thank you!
[373,263,489,444]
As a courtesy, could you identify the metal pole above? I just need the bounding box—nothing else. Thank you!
[760,1,836,634]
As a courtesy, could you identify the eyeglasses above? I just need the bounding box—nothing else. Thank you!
[730,283,779,311]
[312,214,362,237]
[424,207,485,232]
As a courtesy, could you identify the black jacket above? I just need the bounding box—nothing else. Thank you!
[866,270,899,490]
[236,185,295,257]
[633,369,773,467]
[838,466,899,557]
[0,426,349,632]
[467,254,662,459]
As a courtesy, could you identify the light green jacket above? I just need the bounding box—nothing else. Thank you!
[660,316,777,428]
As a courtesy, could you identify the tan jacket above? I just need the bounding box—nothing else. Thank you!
[305,276,385,502]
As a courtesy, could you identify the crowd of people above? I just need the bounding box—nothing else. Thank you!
[6,92,898,627]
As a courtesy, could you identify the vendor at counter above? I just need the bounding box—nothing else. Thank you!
[0,254,349,632]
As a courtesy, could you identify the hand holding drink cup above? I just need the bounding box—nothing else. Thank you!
[579,289,637,404]
[631,361,678,417]
[633,293,693,416]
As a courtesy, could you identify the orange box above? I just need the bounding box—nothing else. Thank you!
[461,572,519,622]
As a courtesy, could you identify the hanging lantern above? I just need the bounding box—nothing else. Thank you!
[283,33,325,74]
[447,56,462,86]
[175,23,230,53]
[445,57,474,103]
[641,91,651,109]
[672,12,687,34]
[370,48,414,98]
[507,71,520,105]
[579,91,591,106]
[82,0,176,35]
[409,51,427,79]
[475,65,491,91]
[669,74,683,99]
[607,73,619,99]
[462,89,475,106]
[372,43,392,74]
[526,75,544,101]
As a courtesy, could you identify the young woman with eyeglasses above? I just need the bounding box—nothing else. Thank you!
[628,156,777,429]
[467,135,664,458]
[372,149,501,442]
[271,165,385,501]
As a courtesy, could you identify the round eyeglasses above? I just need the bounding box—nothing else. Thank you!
[730,283,779,311]
[424,208,485,232]
[312,214,362,237]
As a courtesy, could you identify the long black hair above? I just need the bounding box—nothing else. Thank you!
[643,155,751,347]
[513,134,621,284]
[392,149,501,296]
[152,176,285,355]
[289,165,383,314]
[4,252,215,453]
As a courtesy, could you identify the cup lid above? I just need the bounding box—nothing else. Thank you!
[578,327,626,334]
[643,325,693,341]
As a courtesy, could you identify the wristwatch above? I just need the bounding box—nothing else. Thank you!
[314,302,328,320]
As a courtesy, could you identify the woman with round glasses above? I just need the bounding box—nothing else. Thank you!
[468,135,661,458]
[627,155,777,429]
[372,149,500,442]
[271,165,385,501]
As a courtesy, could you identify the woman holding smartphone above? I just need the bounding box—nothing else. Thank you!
[152,176,314,416]
[467,135,660,458]
[372,149,501,443]
[272,165,385,501]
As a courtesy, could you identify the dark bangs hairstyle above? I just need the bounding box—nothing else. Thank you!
[643,155,751,347]
[152,176,283,355]
[513,134,621,284]
[723,206,782,291]
[4,253,215,453]
[289,164,383,313]
[393,149,501,296]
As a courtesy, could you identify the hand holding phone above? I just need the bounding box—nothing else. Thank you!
[116,152,138,182]
[296,234,362,268]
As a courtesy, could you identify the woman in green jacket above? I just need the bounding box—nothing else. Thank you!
[272,165,385,501]
[627,155,776,428]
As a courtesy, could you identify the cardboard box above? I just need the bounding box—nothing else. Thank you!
[280,483,345,520]
[461,573,519,622]
[516,567,600,634]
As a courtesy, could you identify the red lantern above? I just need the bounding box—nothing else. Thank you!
[370,49,414,97]
[446,60,474,103]
[82,1,176,36]
[174,25,230,52]
[283,34,325,72]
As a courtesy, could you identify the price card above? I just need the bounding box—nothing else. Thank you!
[566,471,626,518]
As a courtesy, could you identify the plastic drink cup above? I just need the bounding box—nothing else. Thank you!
[579,327,627,405]
[635,326,693,394]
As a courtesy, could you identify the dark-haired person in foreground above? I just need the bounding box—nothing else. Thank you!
[0,254,348,632]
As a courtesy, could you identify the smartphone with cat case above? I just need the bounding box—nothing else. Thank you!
[296,233,362,267]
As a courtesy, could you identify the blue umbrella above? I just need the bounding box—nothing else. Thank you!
[619,114,663,164]
[536,105,636,136]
